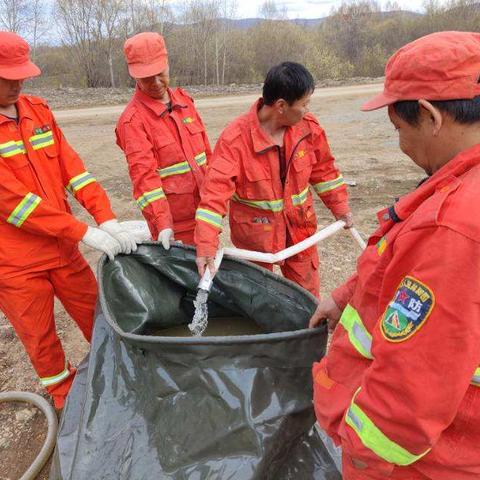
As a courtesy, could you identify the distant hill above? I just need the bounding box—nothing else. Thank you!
[220,11,422,30]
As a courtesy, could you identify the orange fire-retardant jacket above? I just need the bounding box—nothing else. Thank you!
[194,99,350,258]
[313,145,480,480]
[0,95,115,279]
[115,87,211,240]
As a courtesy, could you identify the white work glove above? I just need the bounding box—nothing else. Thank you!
[119,220,152,243]
[100,219,138,254]
[157,228,174,250]
[81,226,122,261]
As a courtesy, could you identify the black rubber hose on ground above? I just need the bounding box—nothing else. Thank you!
[0,391,58,480]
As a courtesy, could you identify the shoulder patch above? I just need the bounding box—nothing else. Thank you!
[381,276,435,342]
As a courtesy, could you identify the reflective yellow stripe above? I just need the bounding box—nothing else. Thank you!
[136,188,166,210]
[67,171,96,193]
[196,208,222,229]
[291,186,309,206]
[182,117,194,124]
[0,140,26,158]
[7,192,41,227]
[472,367,480,387]
[340,304,373,360]
[232,193,284,213]
[40,362,70,387]
[346,388,430,465]
[195,151,207,167]
[313,175,345,195]
[30,131,54,150]
[158,161,191,178]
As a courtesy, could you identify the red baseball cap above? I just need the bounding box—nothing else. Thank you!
[124,32,168,79]
[0,31,41,80]
[362,31,480,111]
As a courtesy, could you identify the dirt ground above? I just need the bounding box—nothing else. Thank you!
[0,84,424,480]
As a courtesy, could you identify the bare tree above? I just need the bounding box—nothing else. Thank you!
[219,0,237,85]
[183,0,220,85]
[0,0,29,33]
[259,0,286,20]
[93,0,125,87]
[124,0,173,36]
[55,0,101,87]
[28,0,51,61]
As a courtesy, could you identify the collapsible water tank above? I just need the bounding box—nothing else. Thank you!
[51,244,340,479]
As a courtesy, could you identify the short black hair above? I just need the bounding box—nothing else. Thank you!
[393,96,480,126]
[262,62,315,106]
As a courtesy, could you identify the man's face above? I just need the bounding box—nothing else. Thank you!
[0,77,24,107]
[136,65,170,100]
[388,105,433,174]
[281,92,312,126]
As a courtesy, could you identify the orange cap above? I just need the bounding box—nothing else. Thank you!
[0,31,40,80]
[124,32,168,79]
[362,31,480,111]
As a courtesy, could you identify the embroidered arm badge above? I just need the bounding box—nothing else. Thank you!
[381,276,435,342]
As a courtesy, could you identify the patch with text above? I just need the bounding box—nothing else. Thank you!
[381,276,434,342]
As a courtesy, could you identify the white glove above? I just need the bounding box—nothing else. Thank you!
[119,220,152,243]
[100,219,138,254]
[81,226,122,261]
[158,228,174,250]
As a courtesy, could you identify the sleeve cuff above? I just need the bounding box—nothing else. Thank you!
[196,244,218,257]
[68,222,89,243]
[332,204,351,218]
[332,283,353,311]
[94,209,116,226]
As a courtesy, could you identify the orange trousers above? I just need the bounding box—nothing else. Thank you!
[0,251,97,408]
[260,247,320,298]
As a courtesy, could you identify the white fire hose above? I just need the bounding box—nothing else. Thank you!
[197,220,366,292]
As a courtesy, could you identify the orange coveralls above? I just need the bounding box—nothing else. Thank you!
[313,145,480,479]
[115,87,211,243]
[0,95,115,408]
[194,99,350,297]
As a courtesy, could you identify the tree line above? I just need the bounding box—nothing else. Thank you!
[2,0,479,88]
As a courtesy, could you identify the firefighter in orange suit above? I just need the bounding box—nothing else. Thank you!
[194,62,352,297]
[0,31,138,408]
[116,32,211,248]
[309,31,480,479]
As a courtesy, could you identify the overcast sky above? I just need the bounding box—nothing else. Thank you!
[231,0,425,18]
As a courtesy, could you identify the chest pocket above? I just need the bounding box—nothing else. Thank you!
[184,118,206,153]
[243,153,274,199]
[155,134,195,195]
[152,130,183,164]
[29,129,56,157]
[291,150,314,184]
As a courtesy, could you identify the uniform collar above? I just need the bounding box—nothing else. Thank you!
[134,87,187,116]
[248,98,311,153]
[381,143,480,224]
[0,95,32,125]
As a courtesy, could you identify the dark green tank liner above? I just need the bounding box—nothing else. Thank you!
[50,243,341,479]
